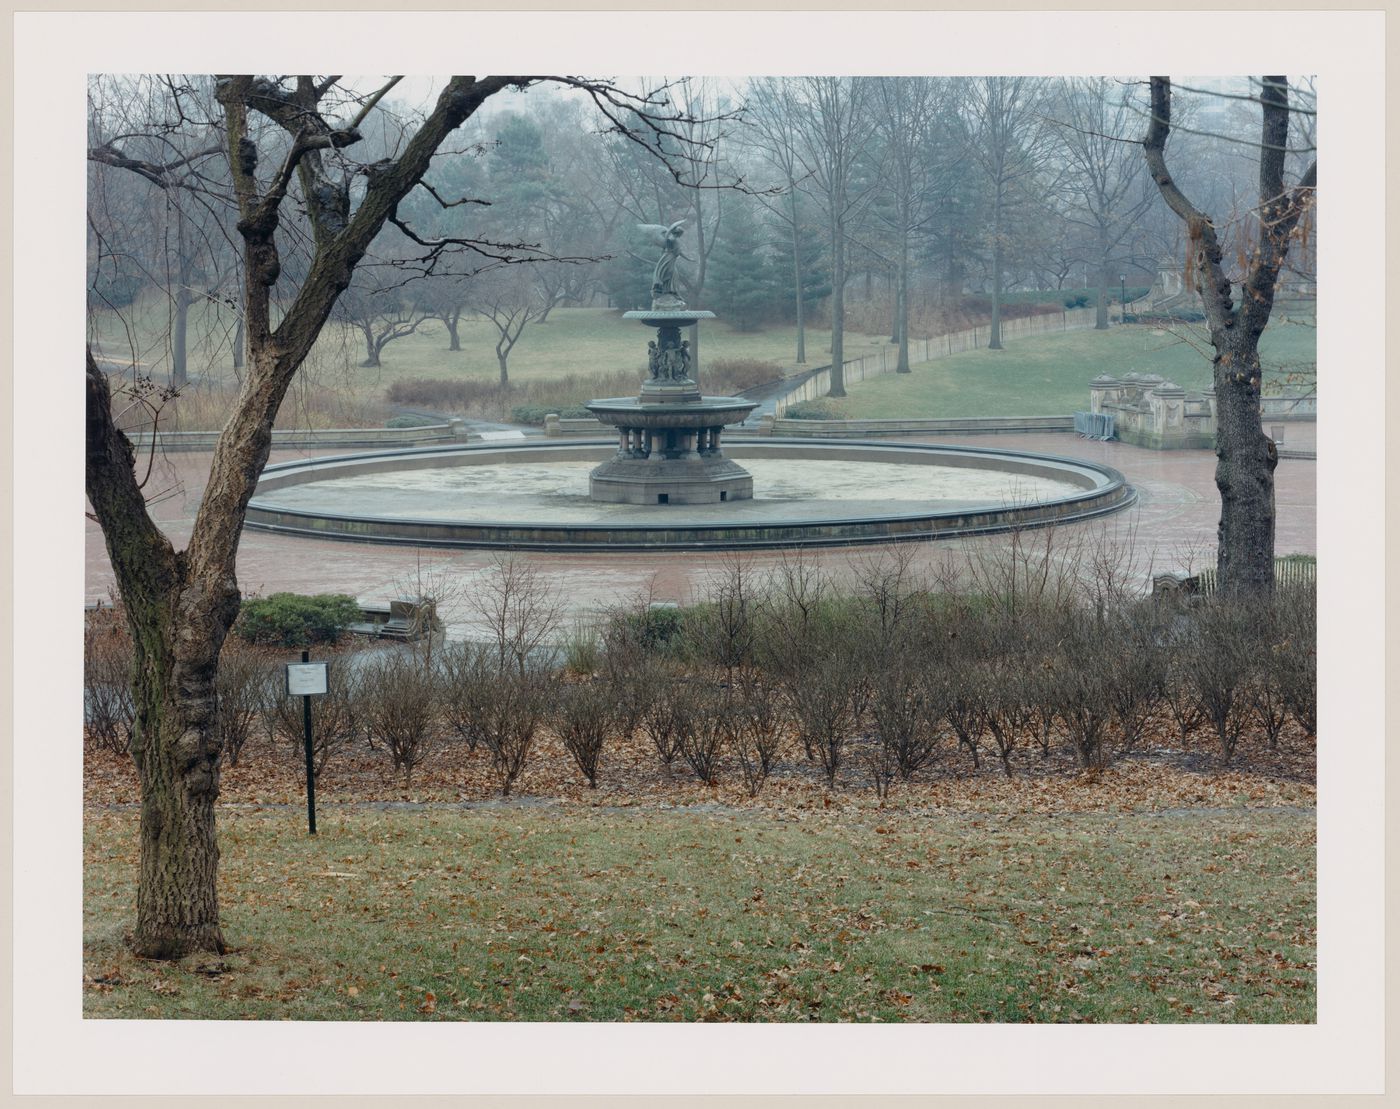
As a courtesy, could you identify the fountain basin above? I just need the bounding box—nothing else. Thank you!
[245,438,1136,551]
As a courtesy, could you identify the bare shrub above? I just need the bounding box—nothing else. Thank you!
[704,357,785,394]
[1100,603,1168,759]
[963,523,1080,622]
[852,544,926,659]
[468,555,564,676]
[859,732,899,800]
[1180,600,1257,765]
[938,625,989,772]
[1045,614,1117,771]
[726,674,785,797]
[639,663,688,771]
[84,606,135,756]
[684,553,760,682]
[870,662,944,781]
[1079,519,1156,614]
[268,658,364,779]
[358,652,441,786]
[752,550,830,687]
[437,640,496,752]
[553,679,624,788]
[215,640,270,767]
[1162,635,1209,742]
[790,653,862,787]
[674,682,728,785]
[1273,583,1316,738]
[478,667,551,797]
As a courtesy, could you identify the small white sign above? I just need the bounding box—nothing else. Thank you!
[286,662,329,697]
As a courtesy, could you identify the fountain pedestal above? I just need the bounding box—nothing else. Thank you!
[586,310,758,505]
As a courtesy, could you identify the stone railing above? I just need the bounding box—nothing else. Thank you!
[543,414,608,436]
[1088,373,1316,451]
[765,414,1074,438]
[124,421,467,452]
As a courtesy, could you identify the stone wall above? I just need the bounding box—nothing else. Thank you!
[1088,374,1315,450]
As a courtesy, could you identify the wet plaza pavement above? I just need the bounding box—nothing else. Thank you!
[85,427,1316,637]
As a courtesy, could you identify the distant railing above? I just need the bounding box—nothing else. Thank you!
[1192,557,1317,596]
[774,306,1100,416]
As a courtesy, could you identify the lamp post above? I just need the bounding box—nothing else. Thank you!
[1120,274,1127,321]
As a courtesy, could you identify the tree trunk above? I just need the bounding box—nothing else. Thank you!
[232,313,245,371]
[446,312,461,352]
[1095,226,1110,330]
[791,197,807,365]
[360,326,380,368]
[130,639,227,958]
[171,287,192,388]
[827,216,846,397]
[498,351,510,386]
[895,232,911,373]
[988,204,1004,350]
[87,349,232,958]
[1212,336,1277,596]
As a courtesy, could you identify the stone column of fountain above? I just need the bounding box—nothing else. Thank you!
[585,220,757,505]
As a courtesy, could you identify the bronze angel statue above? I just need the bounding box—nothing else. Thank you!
[637,219,687,309]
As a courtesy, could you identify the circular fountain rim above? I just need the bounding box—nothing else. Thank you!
[246,438,1136,551]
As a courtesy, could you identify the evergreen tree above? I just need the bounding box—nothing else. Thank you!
[708,200,781,330]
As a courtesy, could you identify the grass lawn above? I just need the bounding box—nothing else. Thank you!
[89,301,890,395]
[85,804,1315,1023]
[820,321,1317,420]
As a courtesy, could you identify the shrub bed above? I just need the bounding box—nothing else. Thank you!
[233,593,363,648]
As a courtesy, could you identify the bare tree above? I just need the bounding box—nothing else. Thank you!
[335,272,435,368]
[744,78,817,364]
[470,266,551,385]
[1143,76,1316,595]
[963,77,1055,349]
[85,72,738,958]
[872,77,951,372]
[1050,77,1155,329]
[787,77,877,396]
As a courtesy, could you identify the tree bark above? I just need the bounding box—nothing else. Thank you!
[1212,335,1278,595]
[446,312,461,351]
[87,349,231,958]
[1143,75,1315,596]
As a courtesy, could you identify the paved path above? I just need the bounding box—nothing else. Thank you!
[86,429,1315,638]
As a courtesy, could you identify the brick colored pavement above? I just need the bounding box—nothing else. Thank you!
[85,430,1315,637]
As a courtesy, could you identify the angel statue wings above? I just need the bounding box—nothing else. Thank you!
[637,219,687,309]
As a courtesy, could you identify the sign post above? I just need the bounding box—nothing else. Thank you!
[286,651,329,835]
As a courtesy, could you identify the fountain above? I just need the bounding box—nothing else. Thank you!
[242,216,1136,551]
[586,221,757,505]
